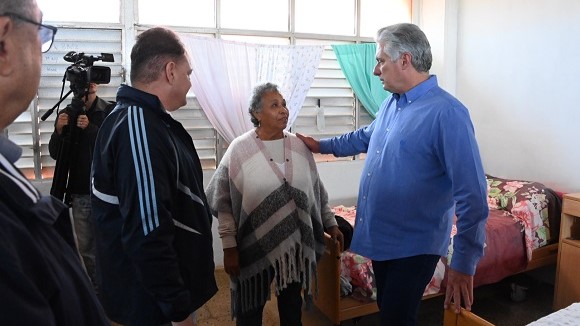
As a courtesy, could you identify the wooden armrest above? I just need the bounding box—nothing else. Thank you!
[322,232,341,259]
[444,308,494,326]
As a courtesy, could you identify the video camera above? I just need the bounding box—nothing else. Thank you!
[63,51,114,97]
[41,51,114,121]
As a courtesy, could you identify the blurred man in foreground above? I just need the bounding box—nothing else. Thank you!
[0,0,109,325]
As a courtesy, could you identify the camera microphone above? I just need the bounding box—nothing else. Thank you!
[63,51,83,63]
[100,53,114,62]
[63,51,115,66]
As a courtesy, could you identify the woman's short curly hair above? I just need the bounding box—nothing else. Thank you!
[248,82,280,127]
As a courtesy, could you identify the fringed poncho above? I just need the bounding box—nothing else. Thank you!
[205,130,336,316]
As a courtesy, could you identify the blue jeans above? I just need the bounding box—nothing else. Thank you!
[372,255,440,326]
[71,194,97,291]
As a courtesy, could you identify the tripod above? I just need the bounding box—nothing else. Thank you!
[49,94,87,203]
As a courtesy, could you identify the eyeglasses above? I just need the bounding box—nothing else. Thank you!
[1,12,58,53]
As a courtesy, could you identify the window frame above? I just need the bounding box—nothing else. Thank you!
[11,0,413,180]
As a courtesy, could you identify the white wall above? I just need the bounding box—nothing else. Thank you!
[443,0,580,193]
[415,0,450,89]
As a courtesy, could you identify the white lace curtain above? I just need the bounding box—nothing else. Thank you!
[180,35,324,143]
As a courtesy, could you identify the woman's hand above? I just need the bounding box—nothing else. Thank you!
[223,247,240,277]
[326,226,344,252]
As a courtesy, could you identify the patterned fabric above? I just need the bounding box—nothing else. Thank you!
[181,35,323,143]
[334,205,444,299]
[340,252,376,301]
[486,175,555,259]
[206,130,332,315]
[332,205,357,225]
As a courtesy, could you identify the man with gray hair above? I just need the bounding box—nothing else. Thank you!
[298,23,488,325]
[0,0,109,325]
[91,27,217,326]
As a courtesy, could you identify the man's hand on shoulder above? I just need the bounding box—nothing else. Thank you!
[296,133,321,153]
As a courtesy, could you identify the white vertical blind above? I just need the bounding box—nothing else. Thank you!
[292,41,357,162]
[293,41,355,139]
[169,97,217,169]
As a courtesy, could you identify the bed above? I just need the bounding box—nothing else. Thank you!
[313,175,563,325]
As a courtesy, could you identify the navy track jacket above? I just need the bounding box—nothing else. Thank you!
[0,136,109,326]
[91,85,217,325]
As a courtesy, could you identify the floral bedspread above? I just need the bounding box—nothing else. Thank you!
[332,176,561,300]
[486,176,554,260]
[333,205,445,299]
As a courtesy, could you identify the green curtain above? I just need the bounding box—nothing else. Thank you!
[332,43,390,118]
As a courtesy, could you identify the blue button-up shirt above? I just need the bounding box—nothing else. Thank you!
[320,75,488,275]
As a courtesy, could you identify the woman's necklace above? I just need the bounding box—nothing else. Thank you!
[254,129,290,186]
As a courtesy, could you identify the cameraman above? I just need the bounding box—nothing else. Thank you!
[48,82,113,292]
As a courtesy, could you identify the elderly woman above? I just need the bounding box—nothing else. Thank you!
[206,82,343,326]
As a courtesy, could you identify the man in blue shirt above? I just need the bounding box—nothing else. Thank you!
[298,23,488,325]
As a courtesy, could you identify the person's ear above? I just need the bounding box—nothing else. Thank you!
[400,52,412,70]
[0,17,15,76]
[165,61,176,85]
